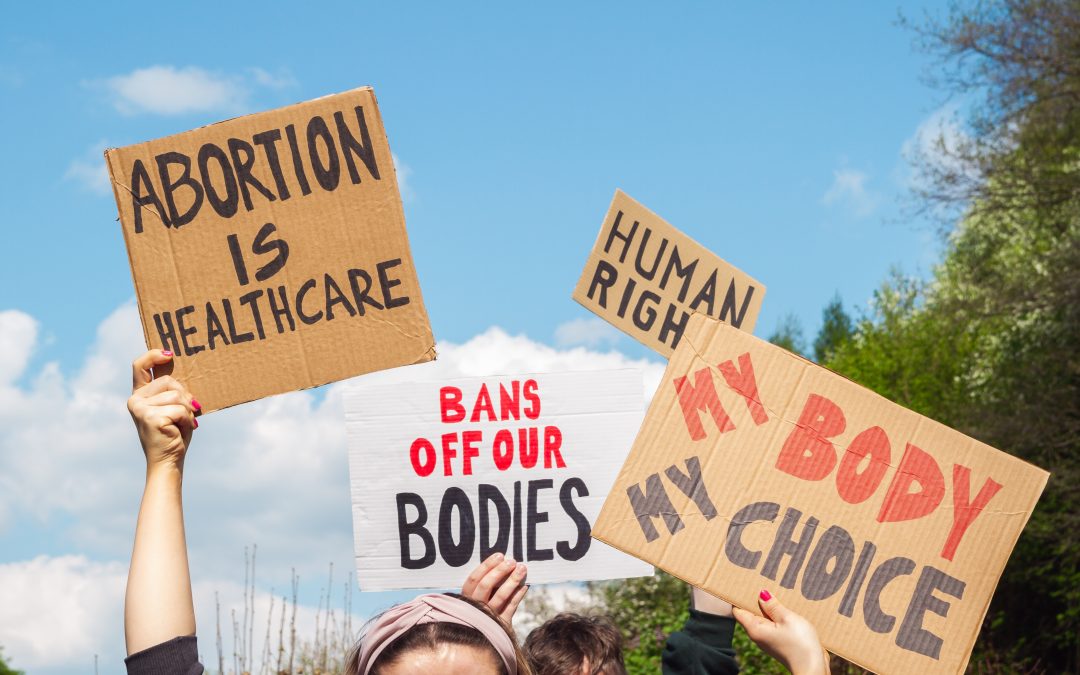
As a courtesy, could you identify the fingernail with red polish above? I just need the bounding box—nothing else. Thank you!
[760,589,772,601]
[192,399,202,412]
[162,350,173,357]
[193,418,199,429]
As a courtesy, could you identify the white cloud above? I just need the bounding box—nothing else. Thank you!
[0,556,126,671]
[0,554,362,675]
[553,317,623,349]
[391,152,414,202]
[64,141,111,195]
[94,65,295,117]
[0,310,37,386]
[822,168,879,218]
[249,67,297,90]
[901,103,976,191]
[0,301,666,673]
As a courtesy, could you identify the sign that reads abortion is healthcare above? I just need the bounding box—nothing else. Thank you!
[592,314,1049,675]
[106,87,434,412]
[572,190,765,357]
[345,370,654,591]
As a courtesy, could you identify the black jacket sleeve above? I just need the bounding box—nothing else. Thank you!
[125,636,205,675]
[662,609,740,675]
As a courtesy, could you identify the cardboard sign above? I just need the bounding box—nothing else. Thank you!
[592,314,1048,674]
[572,190,764,357]
[105,88,434,412]
[345,370,654,591]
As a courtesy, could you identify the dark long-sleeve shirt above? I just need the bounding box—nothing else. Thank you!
[125,636,203,675]
[662,609,740,675]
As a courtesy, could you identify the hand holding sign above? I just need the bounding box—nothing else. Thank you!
[593,314,1049,674]
[127,349,200,469]
[733,591,828,675]
[461,553,529,623]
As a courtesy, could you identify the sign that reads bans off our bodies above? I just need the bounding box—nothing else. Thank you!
[573,190,765,357]
[345,370,654,591]
[106,87,434,412]
[592,315,1049,675]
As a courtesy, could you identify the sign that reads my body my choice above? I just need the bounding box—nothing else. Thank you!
[106,87,434,412]
[572,190,765,357]
[345,370,654,591]
[592,314,1049,674]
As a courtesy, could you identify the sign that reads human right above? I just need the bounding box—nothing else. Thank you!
[572,190,764,357]
[592,314,1049,675]
[106,87,434,412]
[345,370,653,591]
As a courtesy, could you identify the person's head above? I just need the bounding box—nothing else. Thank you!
[345,593,531,675]
[523,612,626,675]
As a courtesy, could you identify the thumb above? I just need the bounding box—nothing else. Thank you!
[732,606,761,631]
[757,589,790,623]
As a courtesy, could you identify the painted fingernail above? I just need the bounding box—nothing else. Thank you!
[193,418,199,429]
[192,399,202,411]
[162,350,173,357]
[760,589,772,601]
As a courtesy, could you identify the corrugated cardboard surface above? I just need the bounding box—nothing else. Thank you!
[345,369,654,591]
[592,314,1049,674]
[106,87,433,412]
[572,190,764,357]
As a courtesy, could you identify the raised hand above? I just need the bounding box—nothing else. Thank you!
[461,552,529,623]
[733,590,828,675]
[127,350,199,469]
[125,349,200,654]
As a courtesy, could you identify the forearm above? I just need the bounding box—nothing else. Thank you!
[125,463,195,655]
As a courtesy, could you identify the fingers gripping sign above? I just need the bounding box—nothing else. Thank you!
[733,590,829,675]
[128,349,201,469]
[462,553,529,623]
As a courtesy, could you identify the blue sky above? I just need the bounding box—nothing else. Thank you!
[0,2,956,673]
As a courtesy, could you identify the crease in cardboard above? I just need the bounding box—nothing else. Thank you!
[109,176,167,226]
[594,314,1049,675]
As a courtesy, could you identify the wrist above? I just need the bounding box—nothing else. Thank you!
[145,460,184,485]
[788,650,828,675]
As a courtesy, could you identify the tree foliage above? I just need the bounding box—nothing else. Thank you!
[812,294,854,363]
[902,0,1080,225]
[829,1,1080,668]
[766,312,806,357]
[528,3,1079,672]
[0,646,24,675]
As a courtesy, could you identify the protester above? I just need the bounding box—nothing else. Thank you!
[523,612,626,675]
[122,348,825,675]
[460,546,827,675]
[122,349,531,675]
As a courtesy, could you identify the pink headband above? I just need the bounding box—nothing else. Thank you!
[355,594,517,674]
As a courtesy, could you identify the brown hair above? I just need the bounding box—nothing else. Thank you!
[523,613,626,675]
[345,593,532,675]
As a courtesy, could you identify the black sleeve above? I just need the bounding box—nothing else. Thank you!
[662,609,740,675]
[125,636,205,675]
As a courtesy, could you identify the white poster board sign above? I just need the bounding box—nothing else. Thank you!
[346,369,654,590]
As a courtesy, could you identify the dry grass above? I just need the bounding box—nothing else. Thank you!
[211,546,358,675]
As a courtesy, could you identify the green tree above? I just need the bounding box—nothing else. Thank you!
[0,646,24,675]
[584,572,785,675]
[766,313,806,357]
[812,294,853,363]
[894,1,1080,668]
